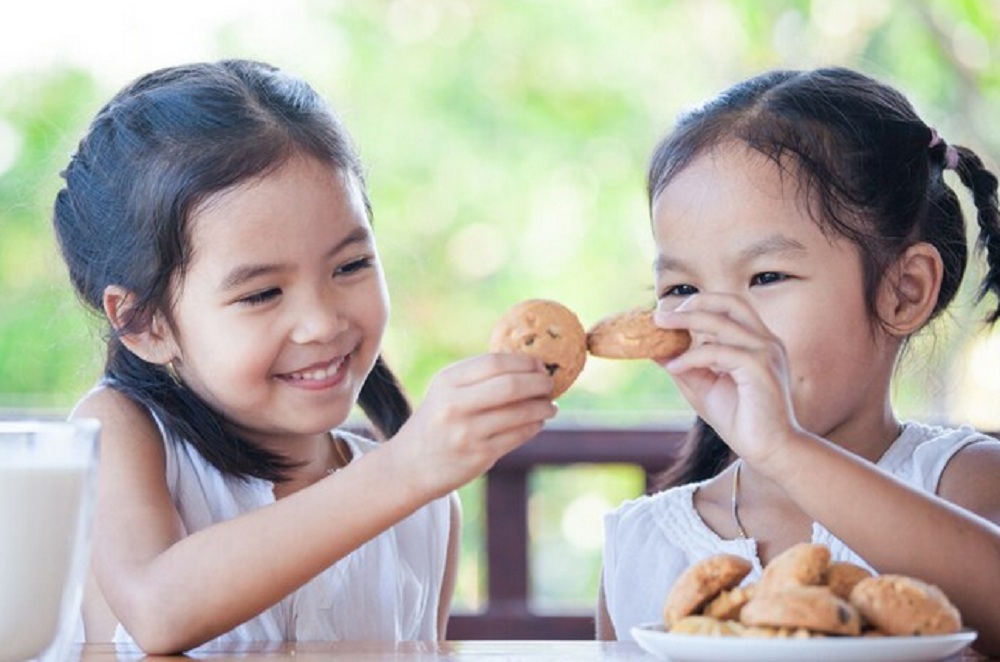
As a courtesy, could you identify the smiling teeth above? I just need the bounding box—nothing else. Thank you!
[288,357,344,381]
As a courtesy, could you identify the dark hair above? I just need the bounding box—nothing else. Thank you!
[648,67,1000,490]
[53,59,411,482]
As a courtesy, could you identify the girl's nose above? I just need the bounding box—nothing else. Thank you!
[289,300,348,345]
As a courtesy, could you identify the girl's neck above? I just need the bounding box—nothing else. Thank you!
[823,406,903,464]
[271,432,350,499]
[233,425,343,487]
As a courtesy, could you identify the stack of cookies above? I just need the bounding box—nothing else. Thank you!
[664,543,963,637]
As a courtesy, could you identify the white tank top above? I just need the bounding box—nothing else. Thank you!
[109,424,451,649]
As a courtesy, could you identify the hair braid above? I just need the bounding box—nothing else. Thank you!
[952,146,1000,323]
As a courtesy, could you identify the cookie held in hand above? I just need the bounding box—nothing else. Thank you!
[489,299,587,398]
[586,308,691,360]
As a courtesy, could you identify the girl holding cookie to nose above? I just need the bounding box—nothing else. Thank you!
[598,67,1000,652]
[56,60,557,654]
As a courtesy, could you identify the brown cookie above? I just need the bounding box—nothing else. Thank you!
[662,553,752,627]
[703,584,755,621]
[757,543,831,594]
[586,308,691,360]
[489,299,587,398]
[740,585,861,636]
[849,575,962,635]
[669,615,745,636]
[822,561,872,601]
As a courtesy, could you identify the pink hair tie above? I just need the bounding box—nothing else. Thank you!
[928,127,959,170]
[944,146,960,171]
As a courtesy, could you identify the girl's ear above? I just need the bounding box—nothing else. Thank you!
[102,285,179,365]
[877,242,944,336]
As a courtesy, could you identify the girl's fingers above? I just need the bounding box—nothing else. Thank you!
[659,308,769,350]
[484,419,550,455]
[437,368,556,414]
[469,398,558,444]
[655,294,777,355]
[656,293,765,332]
[440,352,548,388]
[665,341,782,383]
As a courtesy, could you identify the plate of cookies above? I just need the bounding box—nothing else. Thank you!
[630,543,977,661]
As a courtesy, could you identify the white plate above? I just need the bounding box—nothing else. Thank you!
[630,622,977,662]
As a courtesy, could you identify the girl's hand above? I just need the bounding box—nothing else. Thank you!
[655,293,801,465]
[392,352,557,497]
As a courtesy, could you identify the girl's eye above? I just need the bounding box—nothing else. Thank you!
[239,288,281,306]
[751,272,787,286]
[335,256,374,277]
[659,284,698,298]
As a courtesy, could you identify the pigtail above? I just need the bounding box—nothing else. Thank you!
[358,355,412,440]
[651,417,734,492]
[951,146,1000,324]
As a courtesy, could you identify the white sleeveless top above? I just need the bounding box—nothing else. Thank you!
[602,422,998,641]
[111,425,451,649]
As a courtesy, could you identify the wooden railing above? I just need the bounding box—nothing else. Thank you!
[447,425,688,640]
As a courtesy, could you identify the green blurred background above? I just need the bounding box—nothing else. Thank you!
[1,0,998,613]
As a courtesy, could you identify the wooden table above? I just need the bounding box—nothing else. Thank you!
[72,639,992,661]
[73,641,650,660]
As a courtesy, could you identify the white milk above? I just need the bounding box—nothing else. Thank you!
[0,465,88,661]
[0,420,97,662]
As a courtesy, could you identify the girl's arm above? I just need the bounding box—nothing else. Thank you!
[81,568,117,641]
[78,352,554,654]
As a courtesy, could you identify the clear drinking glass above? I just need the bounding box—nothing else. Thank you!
[0,420,100,662]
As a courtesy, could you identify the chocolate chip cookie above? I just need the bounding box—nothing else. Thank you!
[489,299,587,398]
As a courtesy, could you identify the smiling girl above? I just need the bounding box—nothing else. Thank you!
[598,68,1000,653]
[54,60,556,654]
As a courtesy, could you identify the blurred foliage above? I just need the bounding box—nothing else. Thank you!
[1,0,998,611]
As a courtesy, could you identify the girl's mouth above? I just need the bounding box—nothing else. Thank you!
[277,355,349,388]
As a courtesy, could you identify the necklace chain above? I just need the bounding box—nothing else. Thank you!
[326,436,351,475]
[731,459,749,540]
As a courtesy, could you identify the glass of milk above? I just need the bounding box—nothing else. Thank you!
[0,420,99,662]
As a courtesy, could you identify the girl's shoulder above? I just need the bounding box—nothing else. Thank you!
[925,423,1000,514]
[70,384,164,449]
[901,420,998,445]
[882,421,999,472]
[69,383,174,501]
[882,421,1000,500]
